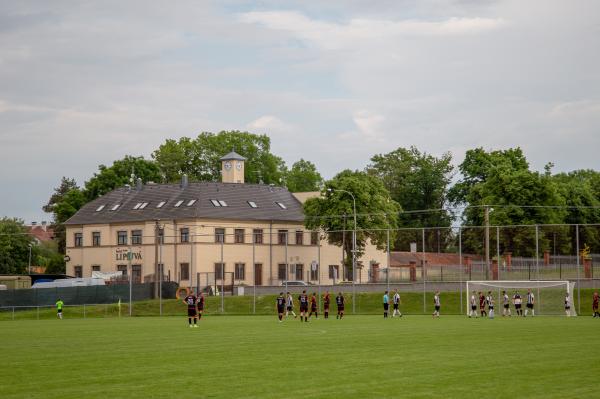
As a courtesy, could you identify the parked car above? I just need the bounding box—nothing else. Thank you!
[281,280,309,286]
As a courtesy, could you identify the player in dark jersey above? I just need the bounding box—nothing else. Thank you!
[276,292,286,322]
[593,291,599,317]
[298,290,309,322]
[336,292,345,319]
[308,292,318,319]
[196,292,205,321]
[479,292,487,317]
[323,291,331,319]
[513,291,523,316]
[183,293,198,327]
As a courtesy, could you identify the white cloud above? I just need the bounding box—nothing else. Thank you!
[246,115,292,133]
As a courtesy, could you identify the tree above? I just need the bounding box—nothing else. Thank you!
[43,178,86,253]
[0,218,35,274]
[367,146,454,251]
[304,170,400,280]
[152,131,287,184]
[285,159,323,192]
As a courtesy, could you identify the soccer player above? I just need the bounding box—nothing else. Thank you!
[309,292,318,319]
[336,292,345,319]
[383,290,390,319]
[392,290,402,317]
[183,292,198,327]
[196,292,205,321]
[564,292,572,317]
[285,292,297,319]
[323,291,331,319]
[513,291,523,316]
[432,291,441,318]
[276,292,286,322]
[479,292,487,317]
[469,291,478,318]
[525,289,535,317]
[486,291,494,319]
[593,292,599,317]
[55,298,64,320]
[502,290,511,317]
[298,290,309,322]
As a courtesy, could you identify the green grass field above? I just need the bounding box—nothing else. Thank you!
[2,314,600,398]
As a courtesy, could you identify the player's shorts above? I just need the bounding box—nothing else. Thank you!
[593,304,598,310]
[434,306,440,311]
[286,306,292,311]
[527,303,534,309]
[300,305,308,312]
[565,306,571,310]
[488,306,494,310]
[57,309,62,313]
[311,306,317,312]
[324,304,329,311]
[383,303,389,311]
[504,304,509,309]
[471,305,477,311]
[338,306,344,311]
[277,306,285,314]
[197,305,204,312]
[187,307,197,317]
[479,306,485,311]
[515,304,522,309]
[393,304,399,310]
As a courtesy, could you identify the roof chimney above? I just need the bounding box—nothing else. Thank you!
[136,177,142,191]
[181,174,188,189]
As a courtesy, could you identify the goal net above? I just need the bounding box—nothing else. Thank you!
[465,280,576,316]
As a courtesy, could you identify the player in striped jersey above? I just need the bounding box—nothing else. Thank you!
[525,289,535,317]
[564,292,572,317]
[285,292,297,319]
[469,291,478,318]
[502,290,511,317]
[432,291,441,318]
[486,291,494,319]
[392,290,402,317]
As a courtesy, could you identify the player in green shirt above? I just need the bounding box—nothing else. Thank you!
[56,299,64,319]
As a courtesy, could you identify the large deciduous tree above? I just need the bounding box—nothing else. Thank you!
[304,170,400,280]
[43,177,86,254]
[0,218,35,274]
[285,159,323,192]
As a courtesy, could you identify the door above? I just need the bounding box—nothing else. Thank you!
[254,263,262,286]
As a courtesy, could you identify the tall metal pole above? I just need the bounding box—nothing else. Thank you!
[159,230,163,316]
[252,230,256,314]
[422,228,426,314]
[386,228,390,292]
[459,227,463,315]
[576,224,580,315]
[128,245,132,316]
[535,225,539,281]
[28,244,32,275]
[317,231,321,310]
[484,206,490,280]
[285,231,288,292]
[352,195,356,314]
[496,226,500,280]
[220,237,224,313]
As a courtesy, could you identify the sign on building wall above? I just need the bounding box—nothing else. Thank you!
[115,248,142,261]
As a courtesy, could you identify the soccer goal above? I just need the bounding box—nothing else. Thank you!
[465,280,576,316]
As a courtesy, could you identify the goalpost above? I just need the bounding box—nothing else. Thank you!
[465,280,576,316]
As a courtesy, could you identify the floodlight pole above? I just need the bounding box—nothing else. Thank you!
[28,244,32,275]
[252,231,256,314]
[128,245,132,316]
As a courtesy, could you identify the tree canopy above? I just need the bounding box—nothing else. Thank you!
[0,218,35,274]
[285,159,323,192]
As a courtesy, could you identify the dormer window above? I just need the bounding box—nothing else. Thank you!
[276,202,287,209]
[174,200,184,207]
[187,199,197,206]
[248,201,257,208]
[96,205,105,212]
[110,204,120,211]
[156,201,166,208]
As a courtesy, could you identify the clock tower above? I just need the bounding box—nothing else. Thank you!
[220,150,246,184]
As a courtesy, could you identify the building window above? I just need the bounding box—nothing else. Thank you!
[248,201,258,208]
[329,265,340,279]
[276,202,287,209]
[110,204,120,211]
[132,265,142,283]
[234,263,245,280]
[278,230,288,245]
[74,232,83,247]
[187,199,196,206]
[74,266,83,278]
[133,202,143,210]
[139,202,148,209]
[295,264,304,280]
[131,230,142,245]
[218,200,228,207]
[310,264,319,281]
[174,200,183,207]
[234,229,245,244]
[210,199,221,207]
[214,263,224,279]
[156,201,166,208]
[180,228,189,243]
[117,231,127,246]
[278,264,287,280]
[311,231,319,246]
[253,229,263,244]
[92,265,101,272]
[96,205,105,212]
[117,265,127,277]
[295,231,303,245]
[215,228,225,243]
[180,263,189,280]
[92,232,101,247]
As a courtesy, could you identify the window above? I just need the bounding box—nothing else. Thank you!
[180,263,189,280]
[156,201,166,208]
[214,262,224,279]
[278,264,287,280]
[295,231,303,245]
[276,202,287,209]
[234,229,245,244]
[74,266,83,278]
[210,199,221,207]
[117,231,127,245]
[92,265,101,272]
[329,265,340,279]
[74,232,83,247]
[180,228,189,243]
[139,202,148,209]
[132,265,142,283]
[133,203,142,210]
[131,230,142,245]
[218,200,228,207]
[234,263,245,280]
[174,200,183,207]
[215,228,225,243]
[295,264,304,280]
[92,232,101,247]
[311,231,319,246]
[110,204,120,211]
[248,201,258,208]
[96,205,105,212]
[187,199,196,206]
[253,229,263,244]
[117,265,127,277]
[278,230,288,245]
[310,264,319,281]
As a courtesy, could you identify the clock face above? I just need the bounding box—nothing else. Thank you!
[235,161,242,170]
[224,161,232,170]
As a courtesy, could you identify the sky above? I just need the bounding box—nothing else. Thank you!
[1,0,599,224]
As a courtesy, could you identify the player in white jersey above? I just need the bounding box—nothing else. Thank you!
[564,292,572,317]
[525,289,535,317]
[502,290,511,317]
[392,290,402,317]
[486,291,495,319]
[285,292,297,318]
[469,291,478,318]
[513,292,523,316]
[432,291,441,318]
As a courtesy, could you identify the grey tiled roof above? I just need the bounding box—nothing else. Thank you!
[219,151,246,161]
[64,182,305,225]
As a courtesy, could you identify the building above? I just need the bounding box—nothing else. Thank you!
[27,221,55,244]
[64,151,388,288]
